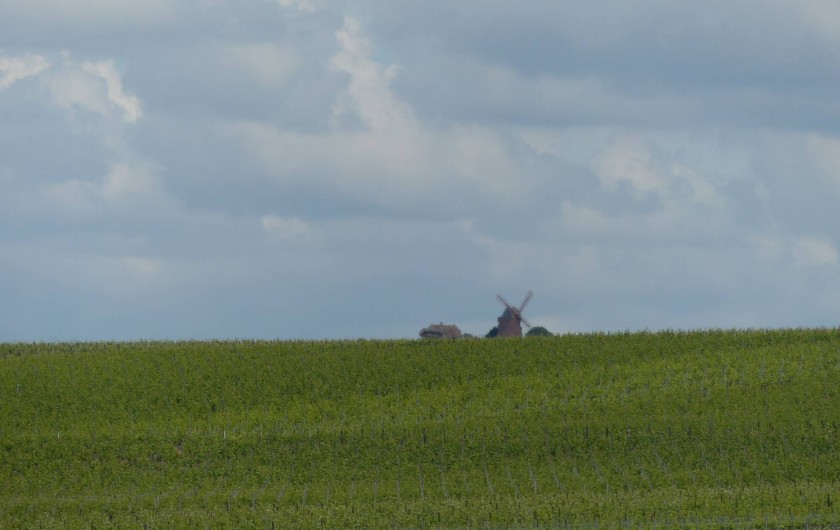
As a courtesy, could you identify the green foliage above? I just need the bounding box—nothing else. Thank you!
[2,330,840,527]
[526,326,552,337]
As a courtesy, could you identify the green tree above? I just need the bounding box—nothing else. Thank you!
[525,326,552,337]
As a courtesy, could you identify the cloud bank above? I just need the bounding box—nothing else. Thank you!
[2,1,840,340]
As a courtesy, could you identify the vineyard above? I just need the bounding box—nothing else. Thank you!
[2,329,840,528]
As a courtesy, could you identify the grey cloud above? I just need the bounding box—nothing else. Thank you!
[355,1,840,133]
[365,0,839,83]
[3,1,840,340]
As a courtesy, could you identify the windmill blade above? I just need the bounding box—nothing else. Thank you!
[520,316,532,329]
[497,294,513,309]
[518,290,534,312]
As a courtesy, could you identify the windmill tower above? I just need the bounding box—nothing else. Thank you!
[496,290,533,337]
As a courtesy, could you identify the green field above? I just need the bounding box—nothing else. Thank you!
[2,329,840,528]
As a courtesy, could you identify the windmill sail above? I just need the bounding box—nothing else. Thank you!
[496,291,533,337]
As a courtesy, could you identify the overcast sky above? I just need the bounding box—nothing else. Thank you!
[2,0,840,341]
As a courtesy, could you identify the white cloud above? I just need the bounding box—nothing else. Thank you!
[41,163,167,217]
[669,162,721,207]
[225,17,525,210]
[793,237,838,267]
[331,16,419,134]
[584,131,731,223]
[274,0,316,12]
[753,234,838,268]
[804,134,840,190]
[2,0,175,26]
[752,235,786,262]
[559,202,612,234]
[70,254,169,299]
[7,0,840,341]
[81,61,142,123]
[796,0,840,42]
[262,215,316,240]
[100,163,160,201]
[226,117,523,211]
[46,57,142,123]
[556,133,732,243]
[592,134,669,194]
[120,256,164,276]
[219,43,299,86]
[514,126,617,165]
[47,64,112,118]
[578,202,730,247]
[0,53,50,89]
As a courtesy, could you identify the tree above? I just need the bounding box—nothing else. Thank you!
[525,326,552,337]
[485,326,498,338]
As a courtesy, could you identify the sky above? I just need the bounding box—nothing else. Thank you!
[2,0,840,341]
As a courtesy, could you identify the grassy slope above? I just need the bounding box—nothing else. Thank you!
[1,330,839,528]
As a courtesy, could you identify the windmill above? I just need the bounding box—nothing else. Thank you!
[496,290,533,337]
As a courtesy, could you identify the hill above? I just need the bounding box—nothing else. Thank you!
[2,329,839,527]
